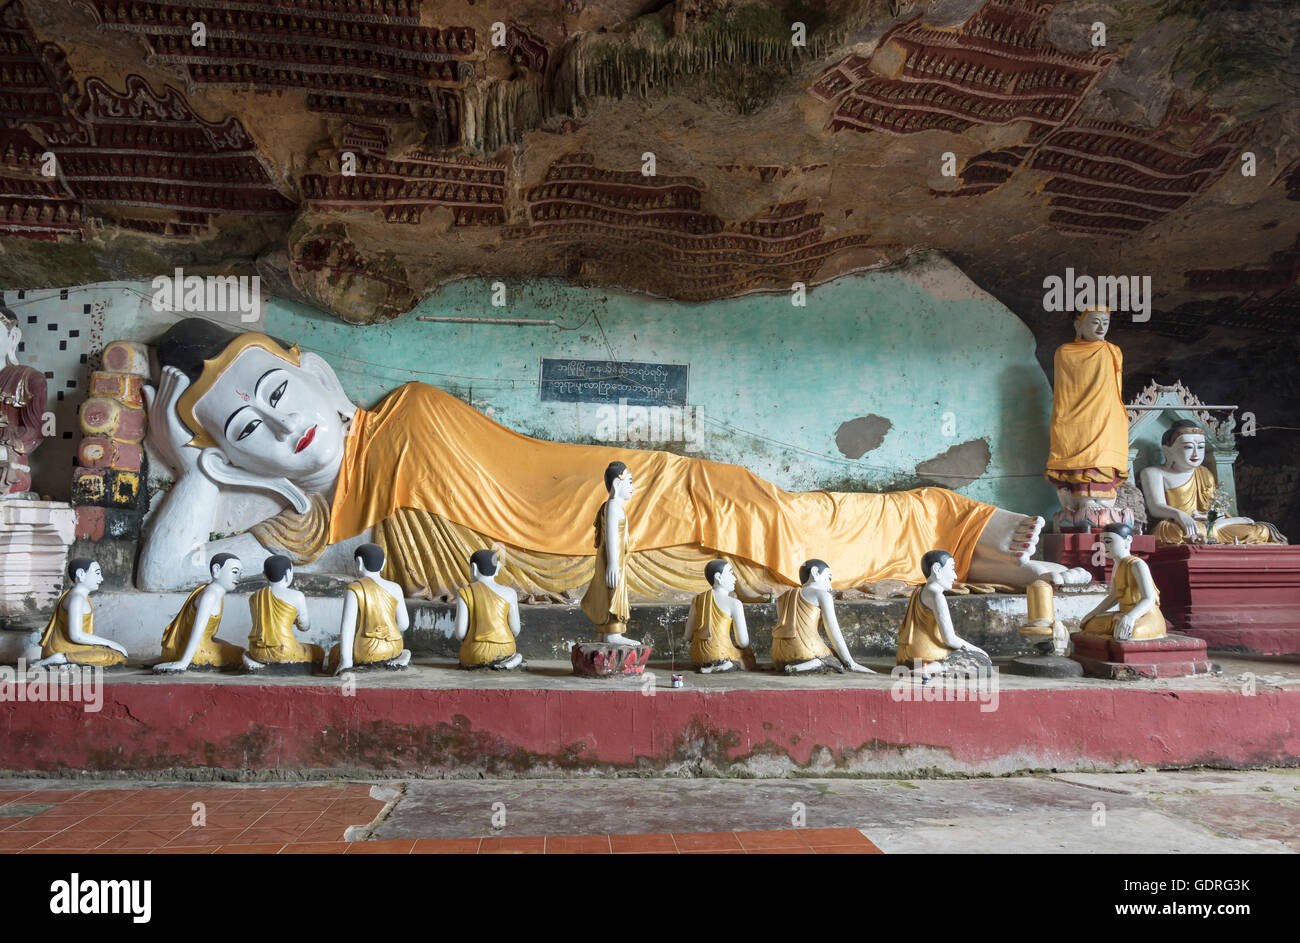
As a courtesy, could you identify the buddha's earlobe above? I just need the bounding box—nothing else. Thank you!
[300,352,356,421]
[197,448,310,513]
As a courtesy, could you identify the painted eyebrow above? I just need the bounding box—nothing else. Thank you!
[254,369,282,396]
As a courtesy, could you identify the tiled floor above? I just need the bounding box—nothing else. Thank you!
[0,784,881,854]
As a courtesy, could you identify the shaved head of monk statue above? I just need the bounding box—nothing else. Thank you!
[138,319,1091,599]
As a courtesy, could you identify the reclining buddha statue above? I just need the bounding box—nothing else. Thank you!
[137,320,1090,597]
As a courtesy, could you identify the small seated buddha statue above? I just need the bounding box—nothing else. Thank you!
[895,549,993,674]
[31,558,127,668]
[1141,420,1286,547]
[327,542,411,674]
[242,555,324,672]
[681,559,755,673]
[455,549,525,670]
[155,553,246,671]
[580,461,642,646]
[771,559,875,675]
[1080,524,1166,640]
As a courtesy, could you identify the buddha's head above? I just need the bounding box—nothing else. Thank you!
[209,553,242,591]
[799,558,831,590]
[470,548,499,581]
[1100,522,1134,562]
[156,319,356,509]
[355,542,385,578]
[705,559,735,593]
[604,461,634,500]
[921,549,956,590]
[1074,305,1110,342]
[1161,420,1207,472]
[67,557,103,592]
[264,554,293,587]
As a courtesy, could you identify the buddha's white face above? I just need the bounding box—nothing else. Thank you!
[192,347,347,481]
[212,559,242,591]
[612,470,634,500]
[807,565,832,591]
[1166,433,1206,471]
[75,562,104,592]
[1075,310,1109,342]
[1100,532,1131,561]
[930,556,957,590]
[713,562,736,593]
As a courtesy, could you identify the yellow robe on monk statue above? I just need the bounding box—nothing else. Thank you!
[160,586,243,668]
[1151,465,1282,546]
[327,577,404,669]
[896,587,952,666]
[771,590,834,667]
[1046,340,1129,497]
[325,384,997,598]
[581,505,630,633]
[687,590,743,666]
[1082,556,1167,640]
[39,591,126,667]
[247,588,323,666]
[458,581,516,667]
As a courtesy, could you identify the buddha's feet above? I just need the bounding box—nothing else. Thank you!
[971,509,1093,589]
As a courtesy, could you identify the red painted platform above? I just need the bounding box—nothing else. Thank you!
[1070,632,1215,680]
[1041,532,1157,582]
[2,672,1297,777]
[1147,545,1300,655]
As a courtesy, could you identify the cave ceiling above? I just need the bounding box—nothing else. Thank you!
[0,0,1296,368]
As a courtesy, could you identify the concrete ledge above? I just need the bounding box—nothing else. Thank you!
[0,657,1295,778]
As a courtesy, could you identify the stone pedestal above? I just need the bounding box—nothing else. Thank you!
[1147,545,1300,655]
[571,642,653,677]
[1041,532,1156,582]
[0,499,76,628]
[1070,632,1216,680]
[1005,654,1083,678]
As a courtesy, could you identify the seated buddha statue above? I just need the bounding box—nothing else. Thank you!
[771,559,875,675]
[242,554,324,672]
[327,543,411,674]
[455,549,524,670]
[681,559,755,673]
[895,549,992,674]
[580,462,640,645]
[137,319,1089,600]
[31,558,127,669]
[155,554,246,672]
[1045,306,1133,530]
[1079,524,1166,640]
[1141,420,1286,547]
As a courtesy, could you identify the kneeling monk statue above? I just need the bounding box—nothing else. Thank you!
[155,553,245,671]
[243,554,324,672]
[32,558,127,668]
[456,549,524,670]
[137,320,1089,599]
[328,543,411,674]
[895,549,992,674]
[1079,524,1166,640]
[772,559,874,675]
[682,559,755,673]
[1141,420,1286,547]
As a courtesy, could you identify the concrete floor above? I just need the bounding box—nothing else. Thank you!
[2,769,1295,852]
[362,769,1300,852]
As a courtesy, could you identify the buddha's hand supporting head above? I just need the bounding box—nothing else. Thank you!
[1074,306,1110,342]
[154,320,356,511]
[1160,420,1207,473]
